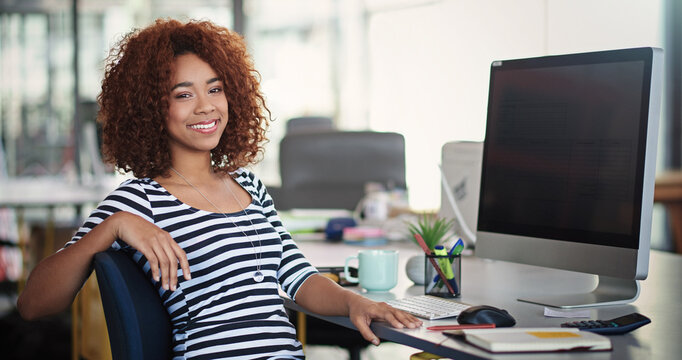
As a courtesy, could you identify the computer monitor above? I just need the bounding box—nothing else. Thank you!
[474,47,663,308]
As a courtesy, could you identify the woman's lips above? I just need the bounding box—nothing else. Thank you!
[187,119,218,133]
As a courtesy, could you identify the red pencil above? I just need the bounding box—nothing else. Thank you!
[427,323,496,331]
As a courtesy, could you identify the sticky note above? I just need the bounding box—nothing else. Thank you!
[527,331,581,338]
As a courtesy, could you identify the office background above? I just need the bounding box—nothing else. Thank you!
[0,0,679,243]
[0,1,680,359]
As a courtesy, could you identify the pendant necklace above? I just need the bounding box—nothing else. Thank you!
[170,167,264,283]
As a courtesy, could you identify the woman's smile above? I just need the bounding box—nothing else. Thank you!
[188,119,220,133]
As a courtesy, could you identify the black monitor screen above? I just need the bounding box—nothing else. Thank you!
[478,50,654,249]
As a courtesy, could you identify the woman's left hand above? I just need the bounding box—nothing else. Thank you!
[294,274,422,345]
[347,295,423,345]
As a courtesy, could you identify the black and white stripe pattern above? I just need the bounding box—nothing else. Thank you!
[66,169,316,359]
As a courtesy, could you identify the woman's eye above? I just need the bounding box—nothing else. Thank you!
[174,92,191,99]
[209,87,223,94]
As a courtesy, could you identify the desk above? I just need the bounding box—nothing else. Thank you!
[290,241,681,360]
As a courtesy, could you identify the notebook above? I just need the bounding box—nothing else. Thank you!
[452,327,612,353]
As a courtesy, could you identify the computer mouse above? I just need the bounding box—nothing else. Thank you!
[457,305,516,327]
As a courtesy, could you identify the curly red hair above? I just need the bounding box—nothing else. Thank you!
[98,18,270,178]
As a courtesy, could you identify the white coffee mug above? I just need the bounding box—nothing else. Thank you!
[344,249,398,291]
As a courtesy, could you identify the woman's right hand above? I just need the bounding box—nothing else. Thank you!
[110,212,191,291]
[18,210,189,320]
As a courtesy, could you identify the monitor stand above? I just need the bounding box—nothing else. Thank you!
[518,276,641,309]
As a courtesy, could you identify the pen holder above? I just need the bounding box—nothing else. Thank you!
[424,254,461,298]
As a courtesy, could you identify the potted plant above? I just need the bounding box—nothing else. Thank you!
[407,214,455,251]
[404,214,455,284]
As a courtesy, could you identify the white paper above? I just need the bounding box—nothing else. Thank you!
[543,307,591,318]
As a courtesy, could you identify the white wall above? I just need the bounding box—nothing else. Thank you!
[363,0,664,210]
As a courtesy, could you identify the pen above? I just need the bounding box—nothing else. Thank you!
[427,323,496,331]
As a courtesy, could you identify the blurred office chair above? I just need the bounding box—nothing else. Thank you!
[266,116,336,203]
[93,250,172,360]
[276,131,406,210]
[285,116,335,134]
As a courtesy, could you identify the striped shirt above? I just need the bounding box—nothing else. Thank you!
[66,169,317,359]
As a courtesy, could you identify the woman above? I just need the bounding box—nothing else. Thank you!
[16,19,421,359]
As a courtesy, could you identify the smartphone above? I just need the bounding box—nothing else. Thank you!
[317,266,358,286]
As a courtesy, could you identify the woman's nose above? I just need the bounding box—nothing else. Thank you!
[194,93,216,114]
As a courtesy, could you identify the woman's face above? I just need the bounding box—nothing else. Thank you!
[166,53,229,157]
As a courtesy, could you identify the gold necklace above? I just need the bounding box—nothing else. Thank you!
[170,167,264,282]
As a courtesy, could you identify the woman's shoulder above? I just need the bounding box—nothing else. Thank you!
[69,177,157,226]
[106,177,164,198]
[232,167,260,185]
[231,167,268,197]
[114,176,159,187]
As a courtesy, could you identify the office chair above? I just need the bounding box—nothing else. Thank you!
[285,116,335,134]
[276,131,406,210]
[93,250,172,360]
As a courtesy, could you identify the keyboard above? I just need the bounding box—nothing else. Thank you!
[387,295,471,320]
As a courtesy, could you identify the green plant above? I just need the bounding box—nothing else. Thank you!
[406,214,455,251]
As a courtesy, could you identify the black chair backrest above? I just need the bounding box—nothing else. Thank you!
[285,116,335,134]
[276,131,406,210]
[278,131,406,210]
[93,250,172,360]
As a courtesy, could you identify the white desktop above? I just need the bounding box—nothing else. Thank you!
[473,47,663,308]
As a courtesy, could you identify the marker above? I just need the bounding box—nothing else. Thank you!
[450,238,464,256]
[427,323,496,331]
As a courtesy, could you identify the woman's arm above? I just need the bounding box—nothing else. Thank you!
[17,213,120,320]
[294,274,422,345]
[17,211,190,320]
